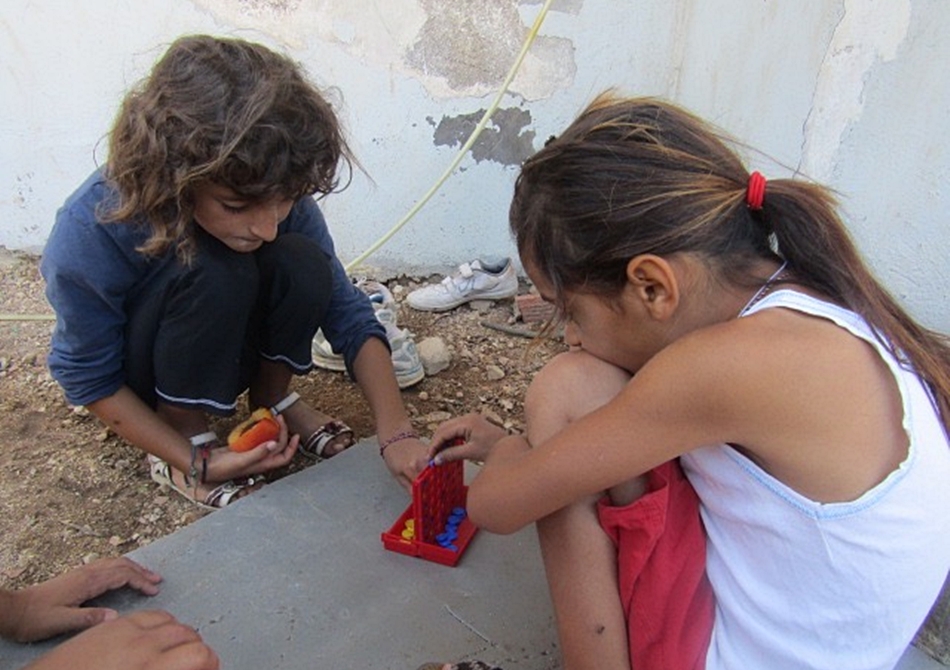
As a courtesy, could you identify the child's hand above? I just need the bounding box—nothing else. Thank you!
[1,558,162,643]
[380,435,429,493]
[208,414,298,481]
[22,610,219,670]
[428,413,508,465]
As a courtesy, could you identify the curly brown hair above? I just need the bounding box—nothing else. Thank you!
[102,34,353,261]
[510,91,950,432]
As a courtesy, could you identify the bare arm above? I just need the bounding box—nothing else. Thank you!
[351,337,428,490]
[467,307,903,532]
[467,331,735,534]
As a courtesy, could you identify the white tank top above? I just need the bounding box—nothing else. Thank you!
[680,290,950,670]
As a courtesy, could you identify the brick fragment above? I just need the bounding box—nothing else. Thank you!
[515,293,556,324]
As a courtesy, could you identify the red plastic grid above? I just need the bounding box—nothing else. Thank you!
[381,459,477,567]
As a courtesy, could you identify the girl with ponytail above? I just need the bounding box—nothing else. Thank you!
[429,93,950,670]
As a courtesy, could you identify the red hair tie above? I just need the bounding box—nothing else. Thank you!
[746,171,766,210]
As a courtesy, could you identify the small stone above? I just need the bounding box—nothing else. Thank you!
[469,299,493,314]
[420,410,453,424]
[485,365,505,381]
[417,336,451,376]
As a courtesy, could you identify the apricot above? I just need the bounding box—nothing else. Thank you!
[228,408,280,452]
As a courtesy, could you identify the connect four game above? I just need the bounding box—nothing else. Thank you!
[382,456,477,567]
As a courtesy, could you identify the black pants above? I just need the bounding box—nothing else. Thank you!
[124,231,333,416]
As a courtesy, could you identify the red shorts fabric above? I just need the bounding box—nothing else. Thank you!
[597,459,714,670]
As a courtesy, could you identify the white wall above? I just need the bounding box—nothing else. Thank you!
[2,0,948,330]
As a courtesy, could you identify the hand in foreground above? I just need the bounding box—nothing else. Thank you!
[1,557,162,643]
[22,610,219,670]
[428,413,508,465]
[381,436,430,492]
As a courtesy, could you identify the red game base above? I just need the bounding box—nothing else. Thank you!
[381,459,477,567]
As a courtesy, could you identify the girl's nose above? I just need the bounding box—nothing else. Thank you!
[249,204,280,242]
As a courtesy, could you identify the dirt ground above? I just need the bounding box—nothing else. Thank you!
[3,247,948,665]
[0,248,564,590]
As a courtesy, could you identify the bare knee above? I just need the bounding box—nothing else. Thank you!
[525,350,631,445]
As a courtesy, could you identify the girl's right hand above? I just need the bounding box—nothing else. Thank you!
[428,413,507,465]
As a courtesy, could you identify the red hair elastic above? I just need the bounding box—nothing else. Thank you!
[746,171,766,210]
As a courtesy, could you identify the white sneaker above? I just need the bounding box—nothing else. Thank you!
[406,257,518,312]
[311,329,346,372]
[311,279,425,389]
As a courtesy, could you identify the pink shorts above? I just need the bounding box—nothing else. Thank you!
[598,459,714,670]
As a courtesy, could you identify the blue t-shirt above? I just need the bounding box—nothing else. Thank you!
[41,170,384,406]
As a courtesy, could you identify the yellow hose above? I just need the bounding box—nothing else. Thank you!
[344,0,555,272]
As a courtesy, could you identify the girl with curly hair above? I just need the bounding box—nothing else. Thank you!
[43,35,428,508]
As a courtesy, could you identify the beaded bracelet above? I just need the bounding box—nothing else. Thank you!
[378,430,419,457]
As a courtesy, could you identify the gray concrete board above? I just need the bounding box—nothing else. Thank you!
[0,440,942,669]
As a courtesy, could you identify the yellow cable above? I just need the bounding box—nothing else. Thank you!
[344,0,555,272]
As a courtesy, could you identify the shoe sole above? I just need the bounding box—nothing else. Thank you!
[311,354,347,372]
[408,287,518,312]
[396,365,426,389]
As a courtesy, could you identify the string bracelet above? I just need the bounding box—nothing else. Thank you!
[379,430,419,457]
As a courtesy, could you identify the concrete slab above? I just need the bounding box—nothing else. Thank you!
[1,441,557,670]
[0,439,943,669]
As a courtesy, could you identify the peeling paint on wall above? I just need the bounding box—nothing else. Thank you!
[13,173,34,209]
[406,0,525,91]
[235,0,300,17]
[404,0,576,99]
[430,107,534,166]
[799,0,911,181]
[191,0,575,100]
[520,0,583,15]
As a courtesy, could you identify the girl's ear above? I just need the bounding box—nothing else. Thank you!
[624,255,680,321]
